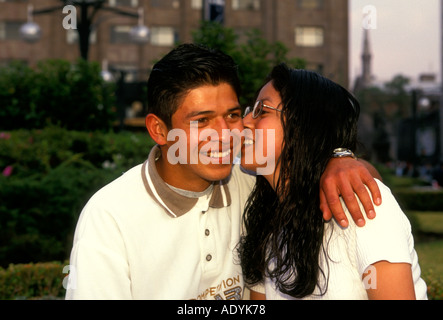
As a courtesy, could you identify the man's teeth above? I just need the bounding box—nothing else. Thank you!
[209,149,232,158]
[244,139,254,146]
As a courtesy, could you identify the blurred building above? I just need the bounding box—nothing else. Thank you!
[1,0,349,127]
[398,75,441,169]
[0,0,349,86]
[353,26,442,167]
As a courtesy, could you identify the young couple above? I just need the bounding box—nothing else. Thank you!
[66,44,426,300]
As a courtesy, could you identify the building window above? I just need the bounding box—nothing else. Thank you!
[150,0,180,9]
[66,29,97,45]
[150,27,177,46]
[297,0,323,9]
[109,63,138,83]
[110,25,177,46]
[109,0,138,7]
[110,25,134,44]
[295,26,324,47]
[191,0,203,9]
[0,21,25,40]
[232,0,260,10]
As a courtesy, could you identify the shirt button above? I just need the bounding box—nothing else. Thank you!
[206,254,212,262]
[205,229,210,236]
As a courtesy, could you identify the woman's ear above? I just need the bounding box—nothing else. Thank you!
[145,114,168,146]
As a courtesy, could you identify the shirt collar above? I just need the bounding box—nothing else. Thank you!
[141,145,232,218]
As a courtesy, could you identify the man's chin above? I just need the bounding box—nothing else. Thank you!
[200,164,234,182]
[239,161,257,174]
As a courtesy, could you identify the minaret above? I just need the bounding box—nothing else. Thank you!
[353,28,373,92]
[361,28,372,88]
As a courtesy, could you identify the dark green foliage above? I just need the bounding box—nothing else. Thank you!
[192,21,306,106]
[0,59,116,131]
[0,261,68,300]
[394,189,443,212]
[0,127,155,267]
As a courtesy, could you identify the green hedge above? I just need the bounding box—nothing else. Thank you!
[0,261,67,300]
[0,127,155,267]
[377,165,443,212]
[394,189,443,212]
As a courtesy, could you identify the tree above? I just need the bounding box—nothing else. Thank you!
[0,59,116,131]
[384,74,411,119]
[355,74,412,163]
[192,21,306,106]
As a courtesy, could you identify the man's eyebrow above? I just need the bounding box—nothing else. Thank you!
[228,106,242,112]
[185,106,241,119]
[185,110,215,119]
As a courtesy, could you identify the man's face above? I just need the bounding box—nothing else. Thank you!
[160,83,243,191]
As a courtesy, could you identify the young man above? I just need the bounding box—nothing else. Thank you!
[65,44,380,300]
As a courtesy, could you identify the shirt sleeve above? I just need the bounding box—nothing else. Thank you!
[65,198,132,300]
[352,180,414,277]
[247,281,266,294]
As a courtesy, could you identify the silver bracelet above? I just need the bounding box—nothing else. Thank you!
[332,148,357,160]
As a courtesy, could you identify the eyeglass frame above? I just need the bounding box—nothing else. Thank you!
[244,100,282,119]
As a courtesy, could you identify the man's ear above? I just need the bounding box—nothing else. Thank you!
[145,114,168,146]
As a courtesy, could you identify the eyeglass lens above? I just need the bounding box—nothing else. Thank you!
[244,101,264,118]
[252,101,263,118]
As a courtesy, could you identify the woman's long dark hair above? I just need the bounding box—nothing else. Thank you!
[238,64,360,298]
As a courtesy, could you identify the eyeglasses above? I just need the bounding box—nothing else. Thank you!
[244,100,282,119]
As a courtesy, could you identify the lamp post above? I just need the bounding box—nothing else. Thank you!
[19,5,41,43]
[20,0,149,60]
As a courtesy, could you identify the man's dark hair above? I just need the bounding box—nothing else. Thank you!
[147,43,242,128]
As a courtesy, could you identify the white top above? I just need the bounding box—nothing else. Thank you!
[262,180,428,300]
[65,146,255,300]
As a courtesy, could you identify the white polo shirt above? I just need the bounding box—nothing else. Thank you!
[66,146,255,300]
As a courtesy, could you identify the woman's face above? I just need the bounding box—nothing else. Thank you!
[241,81,284,186]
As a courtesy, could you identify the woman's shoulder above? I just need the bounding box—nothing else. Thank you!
[340,179,415,275]
[363,179,411,229]
[340,179,410,231]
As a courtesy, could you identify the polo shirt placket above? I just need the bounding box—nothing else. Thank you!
[141,146,234,278]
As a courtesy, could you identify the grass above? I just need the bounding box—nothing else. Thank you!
[415,240,443,275]
[415,239,443,300]
[406,210,443,299]
[412,211,443,234]
[379,165,443,297]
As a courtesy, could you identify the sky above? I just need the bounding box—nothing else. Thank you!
[349,0,441,85]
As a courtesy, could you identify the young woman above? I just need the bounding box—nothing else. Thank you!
[238,64,427,300]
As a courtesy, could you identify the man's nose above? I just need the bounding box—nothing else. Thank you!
[212,118,231,143]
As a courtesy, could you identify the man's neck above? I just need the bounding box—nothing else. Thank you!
[155,151,212,192]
